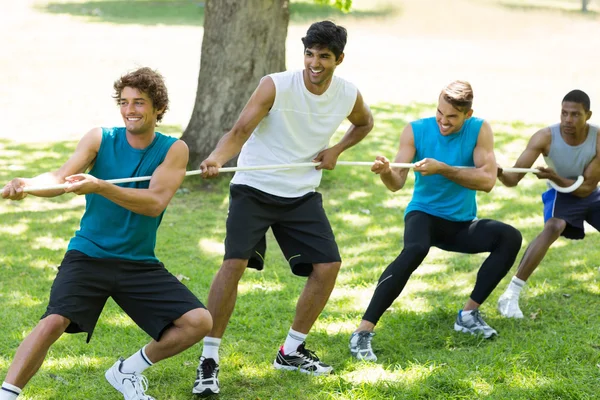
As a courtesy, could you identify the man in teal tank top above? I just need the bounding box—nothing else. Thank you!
[0,68,212,400]
[497,90,600,319]
[348,81,523,362]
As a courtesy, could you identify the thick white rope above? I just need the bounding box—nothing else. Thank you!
[21,161,584,193]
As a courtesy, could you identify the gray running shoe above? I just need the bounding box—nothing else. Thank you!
[349,331,377,361]
[454,309,498,339]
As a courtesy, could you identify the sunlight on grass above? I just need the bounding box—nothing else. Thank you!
[238,280,284,295]
[339,212,372,227]
[103,313,136,329]
[5,291,43,308]
[348,190,372,200]
[198,238,224,256]
[31,259,57,270]
[0,196,85,214]
[43,355,104,370]
[0,222,29,235]
[412,263,448,276]
[32,236,69,251]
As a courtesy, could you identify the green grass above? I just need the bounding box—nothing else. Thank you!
[38,0,400,26]
[1,103,600,399]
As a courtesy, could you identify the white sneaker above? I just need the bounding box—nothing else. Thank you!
[273,343,333,375]
[105,358,155,400]
[192,357,220,396]
[497,291,524,319]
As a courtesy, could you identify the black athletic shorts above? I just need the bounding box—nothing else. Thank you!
[542,188,600,239]
[41,250,205,342]
[224,184,341,277]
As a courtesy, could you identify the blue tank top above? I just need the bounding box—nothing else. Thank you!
[68,127,177,262]
[405,117,483,222]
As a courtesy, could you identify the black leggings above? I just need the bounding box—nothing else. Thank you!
[362,211,522,325]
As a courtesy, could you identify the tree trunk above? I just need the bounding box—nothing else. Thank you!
[582,0,589,12]
[181,0,290,168]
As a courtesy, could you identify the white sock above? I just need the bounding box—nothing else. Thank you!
[1,382,21,399]
[202,337,222,364]
[282,328,307,355]
[122,345,153,374]
[507,276,526,296]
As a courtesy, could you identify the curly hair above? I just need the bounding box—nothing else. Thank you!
[113,67,169,122]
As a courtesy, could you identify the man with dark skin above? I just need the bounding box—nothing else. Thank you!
[497,90,600,318]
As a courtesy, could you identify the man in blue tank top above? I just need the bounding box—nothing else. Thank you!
[192,21,374,395]
[497,90,600,319]
[348,81,522,362]
[0,68,212,400]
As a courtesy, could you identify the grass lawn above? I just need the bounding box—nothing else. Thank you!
[1,103,599,399]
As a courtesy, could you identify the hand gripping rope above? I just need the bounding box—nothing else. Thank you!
[21,161,584,194]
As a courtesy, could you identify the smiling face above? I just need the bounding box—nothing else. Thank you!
[436,94,473,135]
[118,87,163,136]
[302,46,343,95]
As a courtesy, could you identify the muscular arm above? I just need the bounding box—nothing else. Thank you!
[433,121,497,192]
[570,132,600,197]
[201,77,275,173]
[377,124,416,192]
[2,128,101,199]
[67,140,189,217]
[498,127,550,187]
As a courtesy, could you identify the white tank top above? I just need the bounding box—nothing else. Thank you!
[231,70,358,197]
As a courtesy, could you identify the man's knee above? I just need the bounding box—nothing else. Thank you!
[177,308,213,341]
[544,218,567,237]
[311,261,341,279]
[402,243,430,261]
[38,314,70,337]
[219,259,248,280]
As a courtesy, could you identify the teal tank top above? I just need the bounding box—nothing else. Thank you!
[405,117,484,222]
[68,127,178,262]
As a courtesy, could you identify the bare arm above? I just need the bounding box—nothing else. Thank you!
[314,90,374,169]
[200,77,275,177]
[373,124,416,192]
[417,121,497,192]
[498,127,550,187]
[2,128,102,200]
[64,140,189,217]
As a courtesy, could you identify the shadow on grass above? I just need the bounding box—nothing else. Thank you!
[39,0,401,26]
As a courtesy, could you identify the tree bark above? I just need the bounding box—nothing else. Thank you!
[181,0,290,168]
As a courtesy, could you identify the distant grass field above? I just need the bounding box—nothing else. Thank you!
[38,0,401,26]
[1,103,599,399]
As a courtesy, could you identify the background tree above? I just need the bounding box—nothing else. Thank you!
[181,0,352,168]
[582,0,590,12]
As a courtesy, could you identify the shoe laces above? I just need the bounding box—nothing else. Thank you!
[199,357,218,379]
[469,309,488,327]
[356,331,374,351]
[296,342,320,362]
[130,374,151,398]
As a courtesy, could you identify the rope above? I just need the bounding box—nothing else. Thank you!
[21,161,584,194]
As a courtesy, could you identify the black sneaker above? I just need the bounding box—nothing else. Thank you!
[192,357,219,396]
[273,342,333,375]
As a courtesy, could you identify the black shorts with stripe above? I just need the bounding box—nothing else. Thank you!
[542,187,600,239]
[224,184,341,277]
[42,250,205,342]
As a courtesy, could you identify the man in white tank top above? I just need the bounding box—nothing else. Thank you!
[192,21,373,395]
[497,90,600,319]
